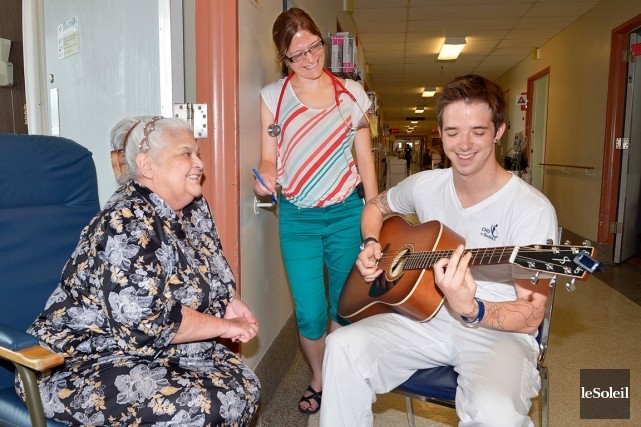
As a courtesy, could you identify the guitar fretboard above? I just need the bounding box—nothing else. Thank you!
[403,246,517,270]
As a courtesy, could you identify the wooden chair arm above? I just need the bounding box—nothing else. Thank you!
[0,345,64,372]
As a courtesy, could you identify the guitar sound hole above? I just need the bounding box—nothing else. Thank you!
[367,246,411,298]
[387,246,410,281]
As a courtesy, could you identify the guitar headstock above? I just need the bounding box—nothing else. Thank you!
[511,244,602,280]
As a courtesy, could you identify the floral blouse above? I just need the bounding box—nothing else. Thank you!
[20,181,259,426]
[31,180,235,357]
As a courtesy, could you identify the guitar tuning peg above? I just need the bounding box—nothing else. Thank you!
[563,239,571,245]
[530,271,540,285]
[582,239,591,247]
[565,278,576,292]
[549,275,557,288]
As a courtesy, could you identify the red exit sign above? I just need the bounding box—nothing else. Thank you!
[390,128,399,133]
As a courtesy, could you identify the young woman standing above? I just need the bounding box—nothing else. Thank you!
[253,7,377,415]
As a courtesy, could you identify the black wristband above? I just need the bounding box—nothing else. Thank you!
[360,237,378,250]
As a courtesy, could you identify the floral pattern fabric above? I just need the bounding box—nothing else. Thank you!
[17,181,260,426]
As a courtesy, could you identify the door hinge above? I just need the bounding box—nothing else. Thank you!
[610,222,623,234]
[173,103,208,139]
[622,50,631,62]
[615,137,629,149]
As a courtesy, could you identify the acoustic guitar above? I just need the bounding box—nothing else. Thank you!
[337,215,599,323]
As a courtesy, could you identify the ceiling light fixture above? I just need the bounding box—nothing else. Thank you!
[415,106,425,113]
[410,120,418,124]
[422,87,437,97]
[438,36,466,60]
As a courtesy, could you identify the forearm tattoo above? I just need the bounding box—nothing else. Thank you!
[372,190,392,216]
[483,297,544,331]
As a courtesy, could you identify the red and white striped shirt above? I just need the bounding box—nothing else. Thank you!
[261,77,371,208]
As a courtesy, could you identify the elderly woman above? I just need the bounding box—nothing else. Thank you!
[17,116,260,426]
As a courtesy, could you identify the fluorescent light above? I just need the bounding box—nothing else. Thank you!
[422,87,436,97]
[415,106,425,113]
[410,120,418,124]
[438,36,466,60]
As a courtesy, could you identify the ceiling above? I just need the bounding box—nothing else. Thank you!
[348,0,601,136]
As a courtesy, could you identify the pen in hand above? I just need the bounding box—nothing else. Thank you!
[252,168,278,205]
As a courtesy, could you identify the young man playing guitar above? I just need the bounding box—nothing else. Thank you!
[320,74,558,426]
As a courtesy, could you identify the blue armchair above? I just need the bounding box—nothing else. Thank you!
[0,134,100,427]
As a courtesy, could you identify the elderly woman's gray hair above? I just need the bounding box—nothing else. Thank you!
[110,116,192,184]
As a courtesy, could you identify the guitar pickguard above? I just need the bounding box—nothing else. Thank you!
[368,274,398,297]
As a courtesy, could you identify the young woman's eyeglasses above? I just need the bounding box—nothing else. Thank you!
[285,39,325,63]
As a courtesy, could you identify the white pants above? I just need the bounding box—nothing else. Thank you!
[320,307,540,427]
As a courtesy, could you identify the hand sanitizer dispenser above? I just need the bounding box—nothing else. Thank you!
[0,38,13,86]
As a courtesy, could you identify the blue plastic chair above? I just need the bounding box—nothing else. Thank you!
[0,134,100,427]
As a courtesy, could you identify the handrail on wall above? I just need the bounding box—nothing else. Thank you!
[539,163,595,176]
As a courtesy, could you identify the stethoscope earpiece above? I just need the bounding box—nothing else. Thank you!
[267,123,281,137]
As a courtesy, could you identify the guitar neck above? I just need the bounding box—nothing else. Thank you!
[406,246,516,270]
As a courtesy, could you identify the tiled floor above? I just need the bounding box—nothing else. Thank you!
[594,256,641,307]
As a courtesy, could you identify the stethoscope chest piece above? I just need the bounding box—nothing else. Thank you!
[267,123,281,137]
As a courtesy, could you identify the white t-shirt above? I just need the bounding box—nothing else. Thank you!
[387,168,558,302]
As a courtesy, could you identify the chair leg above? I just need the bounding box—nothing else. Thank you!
[540,366,548,427]
[405,396,416,427]
[15,363,48,427]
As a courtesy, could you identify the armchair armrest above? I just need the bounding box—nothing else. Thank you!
[0,324,64,371]
[0,323,64,427]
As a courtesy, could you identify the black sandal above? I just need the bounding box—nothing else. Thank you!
[298,385,322,414]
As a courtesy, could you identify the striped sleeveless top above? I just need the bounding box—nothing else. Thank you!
[261,76,371,208]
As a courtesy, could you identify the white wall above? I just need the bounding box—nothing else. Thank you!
[497,0,641,241]
[237,0,292,368]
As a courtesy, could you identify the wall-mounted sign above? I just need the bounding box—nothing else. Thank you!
[517,92,527,111]
[58,16,79,59]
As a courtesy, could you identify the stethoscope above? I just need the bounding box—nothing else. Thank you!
[267,68,366,138]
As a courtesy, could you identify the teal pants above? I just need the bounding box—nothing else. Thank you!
[279,192,363,340]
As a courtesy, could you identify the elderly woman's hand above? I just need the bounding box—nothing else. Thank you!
[171,303,258,345]
[224,299,259,343]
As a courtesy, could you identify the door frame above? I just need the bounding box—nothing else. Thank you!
[598,12,641,244]
[525,67,550,190]
[195,0,240,282]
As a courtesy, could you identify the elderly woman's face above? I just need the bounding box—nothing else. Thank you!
[146,128,204,212]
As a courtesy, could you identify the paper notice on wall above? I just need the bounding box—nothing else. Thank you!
[331,33,344,73]
[58,16,79,59]
[343,35,354,73]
